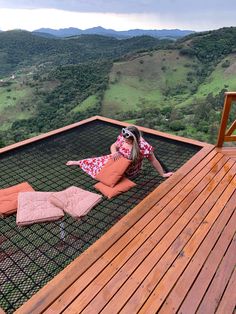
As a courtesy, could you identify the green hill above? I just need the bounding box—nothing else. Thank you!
[0,30,169,77]
[0,27,236,147]
[102,49,200,115]
[101,27,236,143]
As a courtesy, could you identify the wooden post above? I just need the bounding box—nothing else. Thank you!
[216,92,236,147]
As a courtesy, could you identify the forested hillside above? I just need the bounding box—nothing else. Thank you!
[103,27,236,142]
[0,30,169,76]
[0,27,236,147]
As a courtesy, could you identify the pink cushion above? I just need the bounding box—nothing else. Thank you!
[94,177,136,199]
[49,186,102,218]
[0,182,34,216]
[95,156,131,187]
[16,192,64,226]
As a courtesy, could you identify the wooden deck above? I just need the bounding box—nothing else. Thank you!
[14,143,236,314]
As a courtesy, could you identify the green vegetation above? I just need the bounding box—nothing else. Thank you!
[0,27,236,147]
[102,28,236,143]
[72,95,99,113]
[102,50,200,116]
[0,30,168,77]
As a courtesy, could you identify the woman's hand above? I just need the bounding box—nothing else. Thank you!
[112,152,121,161]
[162,172,174,178]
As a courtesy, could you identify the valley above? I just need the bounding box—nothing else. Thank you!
[0,27,236,147]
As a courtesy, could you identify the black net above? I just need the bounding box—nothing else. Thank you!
[0,120,200,313]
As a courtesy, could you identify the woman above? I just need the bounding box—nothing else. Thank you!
[67,125,173,179]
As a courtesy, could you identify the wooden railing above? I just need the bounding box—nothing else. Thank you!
[216,92,236,147]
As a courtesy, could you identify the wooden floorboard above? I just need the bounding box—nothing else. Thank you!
[158,191,236,314]
[196,232,236,314]
[45,151,224,313]
[15,145,236,314]
[215,266,236,314]
[100,162,236,314]
[79,158,234,314]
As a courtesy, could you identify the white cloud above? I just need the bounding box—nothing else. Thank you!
[0,8,173,31]
[1,0,236,15]
[0,7,235,32]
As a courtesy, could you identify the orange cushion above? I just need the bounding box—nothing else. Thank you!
[94,177,136,199]
[0,182,35,216]
[95,156,131,187]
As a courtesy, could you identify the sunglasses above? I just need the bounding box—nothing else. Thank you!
[122,128,134,139]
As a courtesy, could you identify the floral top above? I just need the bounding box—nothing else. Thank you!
[76,134,154,179]
[115,134,154,177]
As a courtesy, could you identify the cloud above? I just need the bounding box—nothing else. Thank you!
[0,9,163,31]
[0,0,235,32]
[0,0,147,13]
[0,0,236,15]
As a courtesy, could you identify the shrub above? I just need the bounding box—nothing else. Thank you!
[221,60,230,68]
[180,48,195,57]
[169,120,186,131]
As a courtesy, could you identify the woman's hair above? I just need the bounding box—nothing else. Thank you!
[126,125,141,164]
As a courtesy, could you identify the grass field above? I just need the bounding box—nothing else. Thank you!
[72,95,99,113]
[102,50,201,116]
[1,49,236,140]
[0,76,36,131]
[198,54,236,95]
[177,53,236,108]
[102,50,236,117]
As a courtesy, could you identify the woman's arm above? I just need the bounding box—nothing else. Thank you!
[110,143,118,154]
[148,153,173,178]
[110,143,121,160]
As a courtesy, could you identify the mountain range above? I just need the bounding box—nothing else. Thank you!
[33,26,195,39]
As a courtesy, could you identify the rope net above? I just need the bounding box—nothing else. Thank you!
[0,120,200,313]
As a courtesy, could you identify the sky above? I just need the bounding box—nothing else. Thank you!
[0,0,235,32]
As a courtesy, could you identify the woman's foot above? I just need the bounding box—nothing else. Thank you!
[162,172,174,178]
[66,161,80,166]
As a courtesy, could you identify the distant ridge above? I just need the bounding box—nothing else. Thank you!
[33,26,195,39]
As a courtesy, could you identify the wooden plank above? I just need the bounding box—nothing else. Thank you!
[138,173,236,314]
[79,156,229,312]
[226,119,236,136]
[100,162,235,313]
[96,116,207,147]
[48,154,228,313]
[55,154,225,309]
[197,233,236,314]
[178,213,236,314]
[217,94,233,147]
[158,193,236,313]
[0,116,98,154]
[44,152,223,313]
[15,145,214,314]
[217,95,232,146]
[225,91,236,96]
[216,147,236,154]
[0,115,207,155]
[80,160,236,313]
[215,267,236,314]
[224,135,236,142]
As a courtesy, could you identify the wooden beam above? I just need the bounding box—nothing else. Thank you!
[217,94,233,147]
[0,115,206,156]
[225,120,236,136]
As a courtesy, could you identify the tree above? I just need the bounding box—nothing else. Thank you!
[0,135,5,148]
[169,120,186,131]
